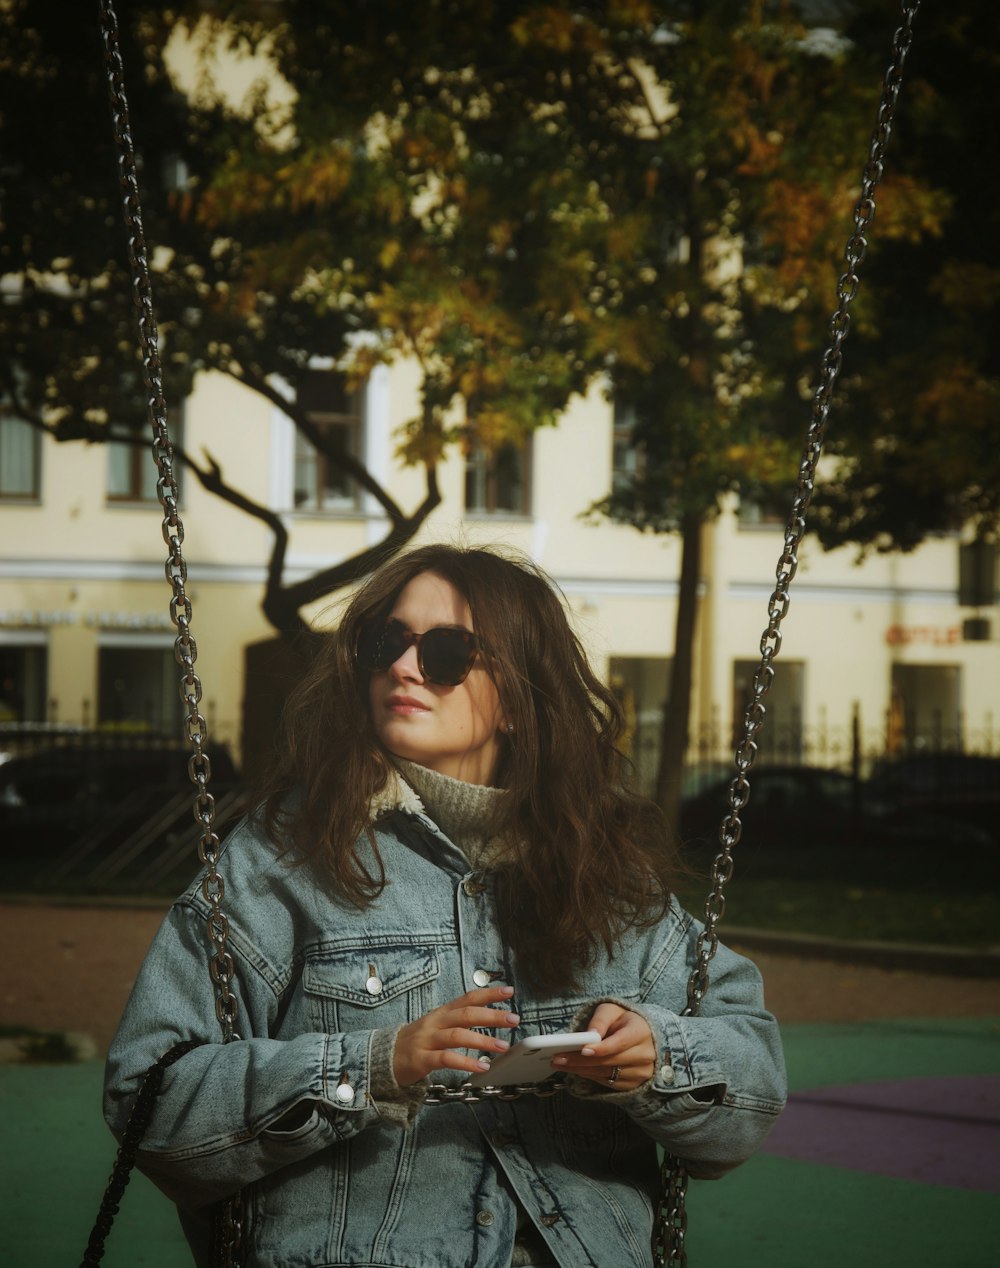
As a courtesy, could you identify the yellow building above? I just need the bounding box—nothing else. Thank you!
[2,357,997,788]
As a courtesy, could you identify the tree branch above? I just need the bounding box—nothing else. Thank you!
[230,363,407,523]
[275,463,441,619]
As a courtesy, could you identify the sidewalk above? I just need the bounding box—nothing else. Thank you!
[2,1016,997,1267]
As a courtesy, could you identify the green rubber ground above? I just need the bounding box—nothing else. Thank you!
[2,1017,998,1267]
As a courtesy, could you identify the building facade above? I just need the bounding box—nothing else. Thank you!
[1,358,998,790]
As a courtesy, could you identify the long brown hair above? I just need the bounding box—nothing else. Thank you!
[261,543,678,992]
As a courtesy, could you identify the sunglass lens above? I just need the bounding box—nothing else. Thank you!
[360,619,406,672]
[421,629,475,685]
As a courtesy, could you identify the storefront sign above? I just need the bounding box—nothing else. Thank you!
[885,624,961,647]
[83,611,174,631]
[0,610,173,631]
[0,610,77,627]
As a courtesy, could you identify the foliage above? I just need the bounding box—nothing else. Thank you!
[5,4,992,557]
[811,0,1000,554]
[1,0,996,736]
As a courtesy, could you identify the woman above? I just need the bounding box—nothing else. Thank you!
[104,544,786,1268]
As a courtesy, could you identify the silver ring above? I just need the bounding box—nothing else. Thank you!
[607,1065,622,1086]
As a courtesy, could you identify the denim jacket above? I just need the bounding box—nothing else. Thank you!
[104,786,786,1268]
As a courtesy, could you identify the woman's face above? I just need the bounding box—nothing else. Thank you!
[368,570,505,785]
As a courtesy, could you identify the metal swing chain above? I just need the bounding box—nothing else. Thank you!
[95,0,919,1263]
[98,2,243,1263]
[652,4,922,1266]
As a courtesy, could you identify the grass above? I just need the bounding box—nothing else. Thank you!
[5,839,999,952]
[675,876,1000,949]
[675,838,1000,950]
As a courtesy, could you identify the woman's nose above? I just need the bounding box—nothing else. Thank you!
[388,642,423,682]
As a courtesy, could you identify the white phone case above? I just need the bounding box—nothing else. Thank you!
[468,1029,601,1087]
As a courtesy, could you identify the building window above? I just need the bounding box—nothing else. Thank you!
[0,642,48,723]
[609,656,671,798]
[732,658,805,761]
[107,414,184,504]
[98,643,183,734]
[0,414,41,500]
[464,437,531,516]
[611,397,643,495]
[293,371,365,512]
[888,663,962,753]
[736,492,786,529]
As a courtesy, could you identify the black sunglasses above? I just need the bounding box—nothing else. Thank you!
[359,618,481,686]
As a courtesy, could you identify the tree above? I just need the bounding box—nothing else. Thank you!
[810,1,1000,554]
[3,2,996,825]
[226,0,994,829]
[1,0,611,640]
[575,0,999,828]
[1,1,441,639]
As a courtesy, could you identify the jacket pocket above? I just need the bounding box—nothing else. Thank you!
[302,943,441,1034]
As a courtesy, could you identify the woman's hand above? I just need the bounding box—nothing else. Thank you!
[551,1002,656,1092]
[393,985,520,1087]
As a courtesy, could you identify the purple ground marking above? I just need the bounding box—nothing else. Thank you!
[762,1075,1000,1192]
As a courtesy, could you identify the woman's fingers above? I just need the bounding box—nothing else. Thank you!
[393,986,520,1085]
[550,1006,656,1090]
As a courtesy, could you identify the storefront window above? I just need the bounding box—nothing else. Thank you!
[889,663,962,753]
[732,658,805,761]
[0,643,48,723]
[97,644,182,734]
[609,656,671,798]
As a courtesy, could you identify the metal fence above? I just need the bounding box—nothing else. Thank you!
[628,706,1000,799]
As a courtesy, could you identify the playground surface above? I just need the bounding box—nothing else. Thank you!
[1,902,998,1267]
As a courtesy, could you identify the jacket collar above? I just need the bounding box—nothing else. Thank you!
[370,767,426,820]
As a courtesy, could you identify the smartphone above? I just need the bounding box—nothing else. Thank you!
[468,1029,601,1087]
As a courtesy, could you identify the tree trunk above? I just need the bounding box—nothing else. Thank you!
[655,511,703,840]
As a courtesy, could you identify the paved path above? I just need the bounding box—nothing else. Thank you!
[2,901,998,1054]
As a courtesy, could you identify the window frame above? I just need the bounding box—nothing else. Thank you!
[292,372,366,515]
[106,408,185,507]
[463,434,533,518]
[0,412,42,502]
[611,397,644,495]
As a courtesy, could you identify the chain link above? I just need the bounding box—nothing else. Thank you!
[98,2,242,1262]
[424,1078,567,1105]
[655,5,922,1265]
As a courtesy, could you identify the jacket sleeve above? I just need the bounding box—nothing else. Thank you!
[103,894,412,1210]
[569,905,787,1179]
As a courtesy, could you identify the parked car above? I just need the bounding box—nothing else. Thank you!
[678,762,994,862]
[865,753,1000,846]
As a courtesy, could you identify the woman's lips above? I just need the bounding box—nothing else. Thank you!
[386,695,430,715]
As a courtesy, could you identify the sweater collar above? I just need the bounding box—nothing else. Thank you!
[390,758,505,846]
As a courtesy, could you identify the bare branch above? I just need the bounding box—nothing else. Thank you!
[276,464,441,618]
[229,363,407,523]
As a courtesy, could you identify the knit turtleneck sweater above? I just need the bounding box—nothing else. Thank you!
[392,757,510,869]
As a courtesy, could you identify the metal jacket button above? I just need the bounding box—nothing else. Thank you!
[475,1210,495,1227]
[335,1076,355,1104]
[472,968,493,987]
[463,878,486,896]
[659,1064,675,1085]
[365,976,383,995]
